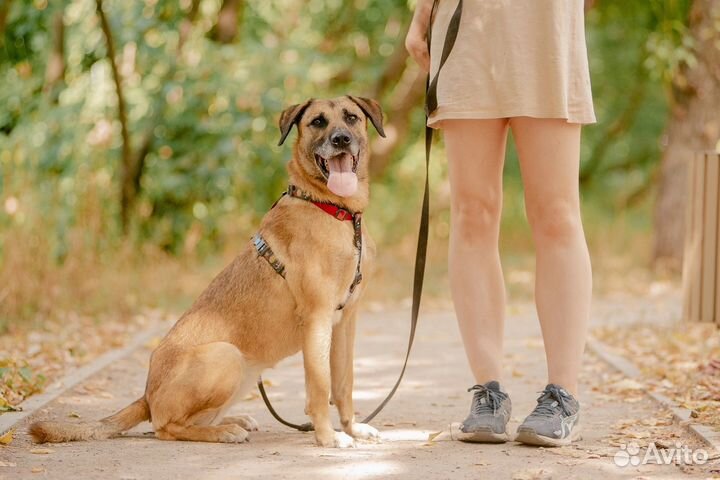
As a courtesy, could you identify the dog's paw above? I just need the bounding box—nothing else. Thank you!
[332,431,356,448]
[316,431,355,448]
[222,414,259,431]
[217,424,249,443]
[351,423,380,442]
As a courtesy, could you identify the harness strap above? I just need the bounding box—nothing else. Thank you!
[253,185,363,311]
[253,233,286,278]
[258,0,462,431]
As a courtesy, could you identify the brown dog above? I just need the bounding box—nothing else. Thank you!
[30,96,386,448]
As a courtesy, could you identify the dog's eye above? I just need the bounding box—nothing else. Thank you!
[311,117,326,128]
[346,114,359,123]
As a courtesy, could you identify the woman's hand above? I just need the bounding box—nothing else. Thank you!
[405,0,434,72]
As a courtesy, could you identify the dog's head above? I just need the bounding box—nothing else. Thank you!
[278,96,385,198]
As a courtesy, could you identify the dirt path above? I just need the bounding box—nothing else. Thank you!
[0,302,713,479]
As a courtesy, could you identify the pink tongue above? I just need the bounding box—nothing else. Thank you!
[326,153,358,197]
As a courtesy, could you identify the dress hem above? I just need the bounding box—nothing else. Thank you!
[427,109,597,129]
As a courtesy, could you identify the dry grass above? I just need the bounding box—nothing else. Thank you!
[0,222,196,334]
[0,195,208,409]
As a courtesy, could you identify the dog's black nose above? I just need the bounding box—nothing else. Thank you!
[330,130,352,147]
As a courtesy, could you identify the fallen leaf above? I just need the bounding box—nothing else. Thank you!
[609,378,645,392]
[0,429,14,445]
[427,431,442,441]
[30,448,54,454]
[0,395,20,413]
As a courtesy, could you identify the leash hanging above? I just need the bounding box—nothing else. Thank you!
[257,0,463,432]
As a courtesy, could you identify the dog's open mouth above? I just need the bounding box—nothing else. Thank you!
[314,152,359,197]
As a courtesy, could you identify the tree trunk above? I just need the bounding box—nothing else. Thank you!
[44,10,65,103]
[213,0,242,44]
[370,69,426,179]
[96,0,133,234]
[133,0,201,206]
[368,20,427,179]
[95,0,201,234]
[0,0,12,39]
[653,0,720,266]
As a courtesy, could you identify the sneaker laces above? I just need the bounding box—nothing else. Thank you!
[530,385,572,418]
[468,384,506,415]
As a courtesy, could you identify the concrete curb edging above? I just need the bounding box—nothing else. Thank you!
[0,321,173,436]
[587,336,720,453]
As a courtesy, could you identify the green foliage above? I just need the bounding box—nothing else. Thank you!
[577,0,692,208]
[0,0,696,270]
[2,0,413,255]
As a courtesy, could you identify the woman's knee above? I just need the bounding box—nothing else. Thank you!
[451,194,502,243]
[526,199,582,243]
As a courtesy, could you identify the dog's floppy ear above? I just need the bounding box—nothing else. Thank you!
[347,96,386,138]
[278,99,313,146]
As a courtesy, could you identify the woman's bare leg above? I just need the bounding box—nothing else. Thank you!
[510,117,591,396]
[443,119,509,385]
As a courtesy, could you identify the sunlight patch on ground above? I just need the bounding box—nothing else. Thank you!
[379,428,432,442]
[314,460,404,478]
[352,389,386,401]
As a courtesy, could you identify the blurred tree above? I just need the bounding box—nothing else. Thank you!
[210,0,243,44]
[653,0,720,264]
[0,0,12,38]
[95,0,134,232]
[43,9,65,103]
[368,21,426,179]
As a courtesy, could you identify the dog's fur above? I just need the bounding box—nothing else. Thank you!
[30,96,385,448]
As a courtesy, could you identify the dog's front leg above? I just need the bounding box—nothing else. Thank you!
[331,304,380,442]
[302,308,354,448]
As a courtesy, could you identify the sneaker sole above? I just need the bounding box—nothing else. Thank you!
[456,427,510,444]
[515,426,581,447]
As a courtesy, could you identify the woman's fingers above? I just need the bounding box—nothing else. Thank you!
[405,30,430,72]
[405,0,433,72]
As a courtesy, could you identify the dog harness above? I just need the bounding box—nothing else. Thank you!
[252,184,363,310]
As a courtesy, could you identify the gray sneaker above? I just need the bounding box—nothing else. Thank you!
[457,381,511,443]
[516,384,581,447]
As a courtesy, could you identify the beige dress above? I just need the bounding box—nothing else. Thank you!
[427,0,596,127]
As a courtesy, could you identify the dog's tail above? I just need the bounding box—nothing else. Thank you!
[29,397,150,443]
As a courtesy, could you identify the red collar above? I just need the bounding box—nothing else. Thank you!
[285,185,357,222]
[311,201,354,221]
